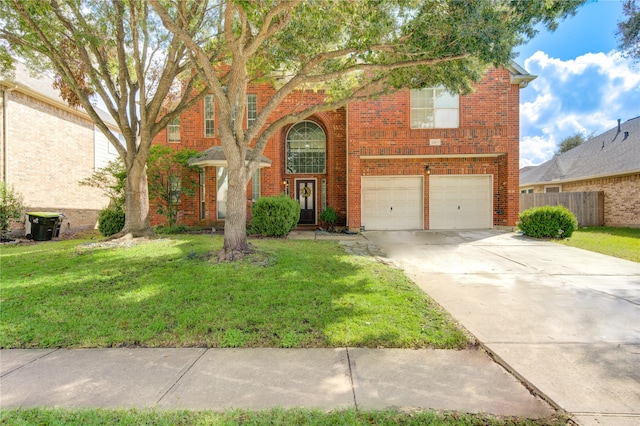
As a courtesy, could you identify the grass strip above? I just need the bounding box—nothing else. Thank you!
[0,407,569,426]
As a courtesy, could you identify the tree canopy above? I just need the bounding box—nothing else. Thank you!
[618,0,640,60]
[149,0,584,258]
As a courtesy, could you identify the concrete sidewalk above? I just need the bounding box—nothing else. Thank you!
[365,230,640,426]
[1,347,554,417]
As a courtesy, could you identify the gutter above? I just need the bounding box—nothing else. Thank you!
[520,169,640,187]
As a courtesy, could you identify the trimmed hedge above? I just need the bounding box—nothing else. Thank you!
[518,205,578,239]
[98,207,125,237]
[250,196,300,237]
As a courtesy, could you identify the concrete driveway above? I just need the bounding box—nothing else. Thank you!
[364,230,640,426]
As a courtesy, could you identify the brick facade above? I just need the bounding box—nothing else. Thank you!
[152,67,524,230]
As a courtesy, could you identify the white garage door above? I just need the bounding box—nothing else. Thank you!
[361,176,423,230]
[429,175,492,229]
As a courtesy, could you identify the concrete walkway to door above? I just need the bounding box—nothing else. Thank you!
[364,230,640,426]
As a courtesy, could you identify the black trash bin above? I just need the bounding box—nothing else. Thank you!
[26,212,63,241]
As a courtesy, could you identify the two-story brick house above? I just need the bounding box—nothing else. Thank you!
[151,62,534,231]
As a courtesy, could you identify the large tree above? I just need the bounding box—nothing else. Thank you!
[618,0,640,60]
[0,0,209,237]
[149,0,584,259]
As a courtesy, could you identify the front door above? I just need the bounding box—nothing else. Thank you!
[296,180,316,224]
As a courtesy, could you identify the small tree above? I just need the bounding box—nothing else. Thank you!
[79,160,127,210]
[319,206,338,232]
[0,182,26,239]
[555,132,587,156]
[147,146,200,227]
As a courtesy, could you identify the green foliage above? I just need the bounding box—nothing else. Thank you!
[147,145,200,227]
[617,0,640,61]
[0,182,26,238]
[154,224,199,235]
[79,160,126,209]
[97,207,125,237]
[320,206,338,229]
[518,205,579,239]
[555,132,586,156]
[250,196,301,237]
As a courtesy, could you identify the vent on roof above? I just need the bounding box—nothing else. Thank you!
[601,141,605,150]
[623,131,629,141]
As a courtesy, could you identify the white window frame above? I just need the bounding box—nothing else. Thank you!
[204,94,215,137]
[410,87,459,129]
[251,168,260,202]
[247,94,257,127]
[544,186,561,193]
[168,117,180,142]
[286,121,327,174]
[169,176,181,204]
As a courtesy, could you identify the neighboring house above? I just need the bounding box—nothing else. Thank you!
[152,62,535,231]
[1,62,121,235]
[520,117,640,227]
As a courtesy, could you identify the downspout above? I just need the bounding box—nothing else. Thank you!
[345,104,349,230]
[2,85,18,183]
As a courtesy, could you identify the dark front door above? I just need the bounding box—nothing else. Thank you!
[296,180,316,224]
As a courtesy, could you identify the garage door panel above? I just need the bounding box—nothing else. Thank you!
[429,175,492,230]
[362,177,423,231]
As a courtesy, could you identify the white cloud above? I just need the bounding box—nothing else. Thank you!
[519,51,640,167]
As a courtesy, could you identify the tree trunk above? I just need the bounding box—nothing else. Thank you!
[219,160,253,261]
[115,157,154,239]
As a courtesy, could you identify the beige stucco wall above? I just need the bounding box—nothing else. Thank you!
[4,90,110,231]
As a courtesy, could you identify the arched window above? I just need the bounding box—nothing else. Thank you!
[286,121,326,174]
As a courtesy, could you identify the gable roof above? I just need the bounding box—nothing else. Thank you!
[520,116,640,186]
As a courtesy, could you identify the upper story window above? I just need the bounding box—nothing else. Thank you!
[410,87,459,129]
[286,121,326,174]
[168,117,180,142]
[204,94,215,137]
[247,94,257,127]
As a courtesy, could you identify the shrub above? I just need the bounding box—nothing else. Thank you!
[0,182,26,239]
[319,206,338,231]
[98,207,125,237]
[250,196,300,237]
[155,224,194,234]
[518,205,578,239]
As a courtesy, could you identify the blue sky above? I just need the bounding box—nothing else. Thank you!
[515,0,640,167]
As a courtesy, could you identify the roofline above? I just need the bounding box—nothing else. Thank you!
[0,79,120,133]
[507,61,537,88]
[520,169,640,187]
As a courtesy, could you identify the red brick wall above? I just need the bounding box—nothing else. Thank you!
[151,67,522,229]
[347,67,520,229]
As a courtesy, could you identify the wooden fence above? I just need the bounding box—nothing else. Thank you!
[519,192,604,226]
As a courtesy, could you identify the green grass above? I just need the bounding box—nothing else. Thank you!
[0,235,467,349]
[0,407,569,425]
[557,226,640,262]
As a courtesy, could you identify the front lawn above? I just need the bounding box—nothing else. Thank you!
[0,235,467,349]
[557,226,640,262]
